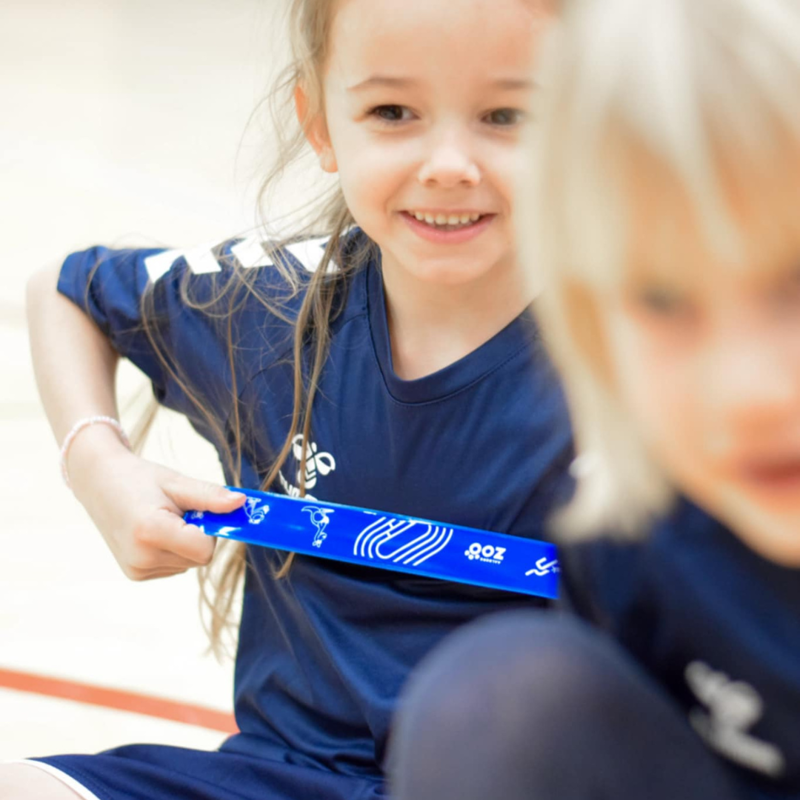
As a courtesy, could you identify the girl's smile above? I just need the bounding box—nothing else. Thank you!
[398,210,496,244]
[734,457,800,505]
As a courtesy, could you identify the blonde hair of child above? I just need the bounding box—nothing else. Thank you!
[520,0,800,539]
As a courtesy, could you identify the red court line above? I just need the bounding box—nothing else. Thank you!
[0,667,237,734]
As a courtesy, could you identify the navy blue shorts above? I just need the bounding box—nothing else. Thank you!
[33,745,385,800]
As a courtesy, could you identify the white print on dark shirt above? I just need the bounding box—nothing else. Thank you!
[277,435,337,499]
[685,661,785,777]
[291,434,336,490]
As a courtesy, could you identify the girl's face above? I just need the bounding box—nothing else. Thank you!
[605,158,800,565]
[312,0,551,289]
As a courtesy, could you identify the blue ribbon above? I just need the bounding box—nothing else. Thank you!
[186,489,560,599]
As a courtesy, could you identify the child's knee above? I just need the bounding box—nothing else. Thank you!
[0,763,85,799]
[396,612,637,748]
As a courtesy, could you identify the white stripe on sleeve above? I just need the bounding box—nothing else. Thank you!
[231,237,274,269]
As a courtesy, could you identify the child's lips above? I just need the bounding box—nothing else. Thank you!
[399,210,496,244]
[737,457,800,497]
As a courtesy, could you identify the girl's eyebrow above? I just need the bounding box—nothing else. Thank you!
[347,76,536,92]
[492,78,536,90]
[347,76,420,92]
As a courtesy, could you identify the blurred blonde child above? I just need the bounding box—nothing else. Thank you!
[390,0,800,797]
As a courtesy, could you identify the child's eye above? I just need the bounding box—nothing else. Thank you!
[634,286,694,319]
[781,264,800,296]
[483,108,525,126]
[369,105,414,123]
[770,264,800,311]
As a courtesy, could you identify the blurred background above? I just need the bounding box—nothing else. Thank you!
[0,0,293,759]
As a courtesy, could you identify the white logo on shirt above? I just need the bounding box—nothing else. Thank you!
[277,435,336,499]
[685,661,785,777]
[291,434,336,490]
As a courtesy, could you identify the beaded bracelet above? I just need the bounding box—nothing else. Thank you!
[60,415,131,488]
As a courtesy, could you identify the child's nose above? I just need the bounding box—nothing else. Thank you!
[703,332,798,436]
[417,131,481,188]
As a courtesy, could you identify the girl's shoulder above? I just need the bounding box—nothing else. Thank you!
[79,227,375,336]
[144,230,368,301]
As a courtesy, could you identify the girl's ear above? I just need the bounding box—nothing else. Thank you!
[564,281,616,387]
[295,84,338,174]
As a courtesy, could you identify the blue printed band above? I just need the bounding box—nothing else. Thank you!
[186,489,560,599]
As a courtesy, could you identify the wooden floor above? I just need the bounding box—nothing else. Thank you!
[0,0,286,760]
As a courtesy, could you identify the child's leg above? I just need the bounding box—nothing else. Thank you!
[0,763,88,799]
[389,612,747,800]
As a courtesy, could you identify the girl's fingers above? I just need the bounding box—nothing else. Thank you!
[147,509,217,566]
[164,475,247,515]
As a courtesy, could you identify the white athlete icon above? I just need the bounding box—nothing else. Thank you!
[244,497,270,525]
[292,434,336,490]
[303,506,335,548]
[525,557,560,577]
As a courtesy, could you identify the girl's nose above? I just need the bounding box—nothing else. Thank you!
[417,132,481,188]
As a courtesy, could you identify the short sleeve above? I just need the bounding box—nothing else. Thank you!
[57,239,302,444]
[59,245,173,392]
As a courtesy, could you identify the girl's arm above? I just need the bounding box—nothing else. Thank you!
[26,264,246,580]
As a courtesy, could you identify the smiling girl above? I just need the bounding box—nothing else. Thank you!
[1,1,571,798]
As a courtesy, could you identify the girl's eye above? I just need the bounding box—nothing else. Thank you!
[484,108,524,126]
[770,264,800,311]
[781,264,800,295]
[634,286,693,318]
[369,105,414,123]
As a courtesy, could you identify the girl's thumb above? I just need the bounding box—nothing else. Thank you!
[168,478,247,513]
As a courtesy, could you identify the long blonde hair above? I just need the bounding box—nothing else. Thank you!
[134,0,377,657]
[521,0,800,539]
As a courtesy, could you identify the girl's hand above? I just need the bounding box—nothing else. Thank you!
[67,426,247,580]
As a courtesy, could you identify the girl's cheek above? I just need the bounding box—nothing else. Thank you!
[610,316,696,455]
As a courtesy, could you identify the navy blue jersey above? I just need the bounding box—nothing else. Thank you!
[561,503,800,798]
[37,230,574,798]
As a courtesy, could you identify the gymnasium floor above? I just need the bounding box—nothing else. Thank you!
[0,0,287,760]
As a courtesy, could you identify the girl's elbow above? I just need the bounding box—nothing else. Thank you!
[25,261,61,312]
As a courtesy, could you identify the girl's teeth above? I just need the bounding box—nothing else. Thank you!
[409,212,484,228]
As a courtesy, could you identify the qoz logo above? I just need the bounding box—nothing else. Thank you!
[244,497,270,525]
[292,434,336,490]
[303,506,335,548]
[525,557,560,577]
[464,542,507,565]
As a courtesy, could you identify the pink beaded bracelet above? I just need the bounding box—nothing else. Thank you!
[60,415,131,488]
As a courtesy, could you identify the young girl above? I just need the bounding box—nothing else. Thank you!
[389,0,800,798]
[1,0,570,798]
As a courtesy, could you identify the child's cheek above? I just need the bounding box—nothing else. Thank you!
[608,314,698,471]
